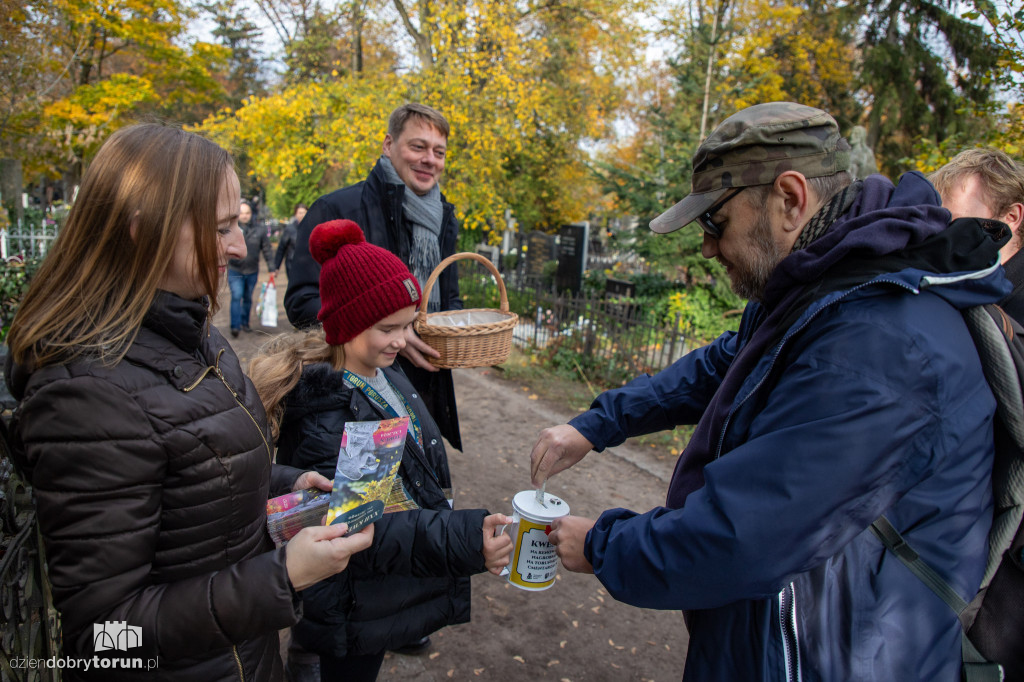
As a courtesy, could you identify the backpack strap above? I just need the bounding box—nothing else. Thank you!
[870,516,1004,682]
[962,304,1024,591]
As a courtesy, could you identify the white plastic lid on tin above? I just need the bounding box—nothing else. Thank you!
[512,490,570,522]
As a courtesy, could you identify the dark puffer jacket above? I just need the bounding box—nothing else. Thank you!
[275,363,486,657]
[7,292,303,681]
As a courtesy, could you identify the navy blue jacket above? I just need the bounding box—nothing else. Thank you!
[571,173,1013,682]
[275,363,486,657]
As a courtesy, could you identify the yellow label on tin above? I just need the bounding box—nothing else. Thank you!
[508,517,559,590]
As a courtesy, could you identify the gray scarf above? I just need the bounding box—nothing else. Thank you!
[792,180,863,252]
[379,155,444,312]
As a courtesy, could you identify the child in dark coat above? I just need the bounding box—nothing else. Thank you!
[250,219,512,681]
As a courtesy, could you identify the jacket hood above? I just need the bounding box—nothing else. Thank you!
[764,172,1010,310]
[281,362,354,423]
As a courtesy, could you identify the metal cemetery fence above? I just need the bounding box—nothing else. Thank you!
[1,219,59,261]
[459,264,697,388]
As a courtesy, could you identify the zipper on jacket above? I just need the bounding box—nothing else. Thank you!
[712,278,914,681]
[713,277,917,459]
[232,644,245,681]
[182,348,273,462]
[779,583,802,682]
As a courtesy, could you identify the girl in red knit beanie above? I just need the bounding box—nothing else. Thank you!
[250,219,512,682]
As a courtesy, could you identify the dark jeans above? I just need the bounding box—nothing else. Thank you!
[228,269,259,330]
[319,651,385,682]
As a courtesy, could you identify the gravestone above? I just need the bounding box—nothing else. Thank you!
[605,277,636,298]
[525,230,556,280]
[476,244,500,268]
[556,223,589,294]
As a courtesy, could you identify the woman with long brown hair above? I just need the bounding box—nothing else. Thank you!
[5,124,372,681]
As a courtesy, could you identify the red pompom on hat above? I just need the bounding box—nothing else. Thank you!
[310,219,422,344]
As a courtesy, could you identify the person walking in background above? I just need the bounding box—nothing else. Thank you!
[251,219,511,682]
[228,198,276,337]
[275,202,307,281]
[930,148,1024,323]
[529,103,1011,681]
[4,124,373,681]
[283,102,464,453]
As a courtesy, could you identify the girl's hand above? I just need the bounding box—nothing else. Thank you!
[285,523,374,591]
[481,514,514,575]
[292,470,332,492]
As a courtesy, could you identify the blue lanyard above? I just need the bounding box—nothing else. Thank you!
[342,370,423,449]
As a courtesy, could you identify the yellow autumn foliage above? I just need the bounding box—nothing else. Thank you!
[715,0,858,118]
[199,0,643,235]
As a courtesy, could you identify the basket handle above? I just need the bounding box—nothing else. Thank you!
[417,251,509,319]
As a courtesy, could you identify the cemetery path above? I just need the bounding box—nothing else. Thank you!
[218,273,689,682]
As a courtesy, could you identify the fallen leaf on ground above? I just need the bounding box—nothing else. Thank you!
[560,641,567,648]
[429,652,441,660]
[513,655,525,663]
[474,668,485,675]
[547,660,560,667]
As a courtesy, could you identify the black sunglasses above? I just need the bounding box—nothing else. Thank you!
[696,187,746,239]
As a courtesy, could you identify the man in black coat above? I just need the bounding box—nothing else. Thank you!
[284,102,463,451]
[931,148,1024,324]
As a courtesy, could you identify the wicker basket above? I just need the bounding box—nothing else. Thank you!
[413,252,518,369]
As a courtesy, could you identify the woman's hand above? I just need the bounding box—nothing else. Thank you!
[481,514,514,575]
[285,523,374,591]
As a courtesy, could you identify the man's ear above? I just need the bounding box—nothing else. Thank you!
[1001,202,1024,234]
[773,172,812,235]
[382,134,394,158]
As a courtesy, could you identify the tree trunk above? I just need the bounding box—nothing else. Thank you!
[392,0,433,68]
[699,0,724,141]
[0,158,23,227]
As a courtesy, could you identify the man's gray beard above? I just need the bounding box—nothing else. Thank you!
[730,208,787,302]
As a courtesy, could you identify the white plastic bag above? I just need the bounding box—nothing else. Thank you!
[260,276,278,327]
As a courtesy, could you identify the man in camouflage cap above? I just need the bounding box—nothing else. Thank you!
[650,102,850,235]
[531,102,1010,680]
